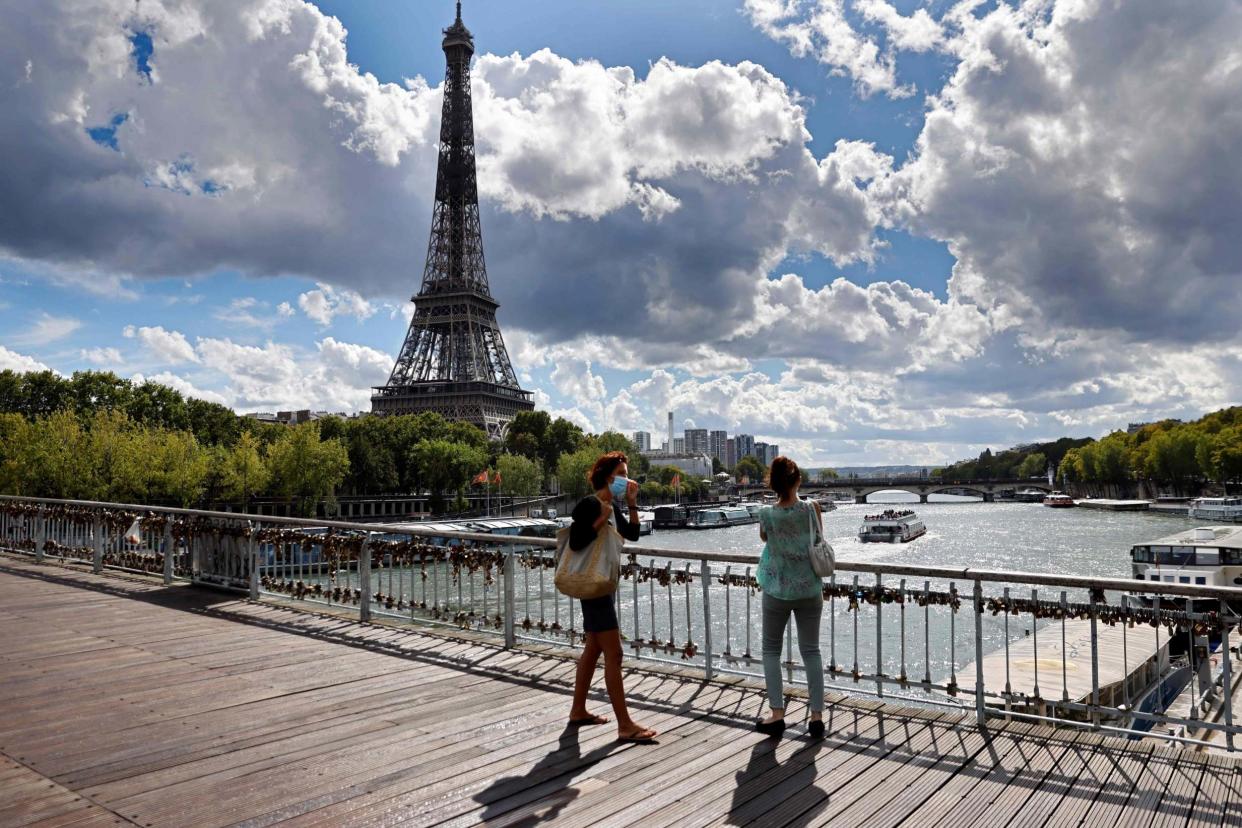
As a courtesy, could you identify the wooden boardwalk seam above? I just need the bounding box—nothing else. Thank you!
[0,555,1239,827]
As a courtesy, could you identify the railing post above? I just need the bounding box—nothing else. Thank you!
[875,573,883,698]
[974,579,986,728]
[1089,587,1101,729]
[248,522,260,601]
[92,517,103,574]
[700,558,714,681]
[162,521,174,584]
[358,535,372,623]
[503,548,516,648]
[34,508,45,563]
[1223,600,1234,752]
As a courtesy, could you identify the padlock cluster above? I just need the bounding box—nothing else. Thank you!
[984,594,1226,634]
[41,539,93,562]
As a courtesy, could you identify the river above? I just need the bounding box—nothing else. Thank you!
[636,493,1191,580]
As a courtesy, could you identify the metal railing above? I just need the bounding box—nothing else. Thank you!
[3,494,1241,752]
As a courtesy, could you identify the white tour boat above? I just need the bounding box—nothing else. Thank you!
[1130,525,1242,610]
[1188,496,1242,523]
[858,509,926,543]
[1043,491,1076,508]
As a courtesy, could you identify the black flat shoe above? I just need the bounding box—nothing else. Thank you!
[809,719,825,739]
[756,718,785,736]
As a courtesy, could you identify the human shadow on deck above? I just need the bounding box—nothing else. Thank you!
[725,736,828,826]
[472,724,618,826]
[0,560,224,612]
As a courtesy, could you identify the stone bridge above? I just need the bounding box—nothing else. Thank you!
[738,477,1053,503]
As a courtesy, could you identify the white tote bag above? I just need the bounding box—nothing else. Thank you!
[554,520,622,600]
[805,499,835,578]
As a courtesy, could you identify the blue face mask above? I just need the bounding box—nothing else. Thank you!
[609,476,630,501]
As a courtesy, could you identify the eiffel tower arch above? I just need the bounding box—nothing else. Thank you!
[371,2,533,440]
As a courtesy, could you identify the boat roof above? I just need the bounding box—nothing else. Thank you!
[1133,526,1242,549]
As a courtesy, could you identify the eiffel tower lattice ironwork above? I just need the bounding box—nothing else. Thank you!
[371,2,532,439]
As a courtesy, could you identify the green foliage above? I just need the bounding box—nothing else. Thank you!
[556,445,599,500]
[735,455,765,484]
[496,453,542,497]
[816,468,839,481]
[0,413,31,494]
[941,437,1094,480]
[267,422,350,516]
[505,411,585,480]
[1016,452,1047,479]
[407,438,487,514]
[649,465,707,497]
[220,432,271,503]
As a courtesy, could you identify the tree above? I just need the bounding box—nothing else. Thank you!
[83,409,143,501]
[22,371,72,419]
[735,455,765,484]
[222,432,270,503]
[639,480,666,503]
[407,439,487,514]
[1058,448,1086,485]
[816,468,839,481]
[556,445,600,500]
[126,380,190,431]
[543,417,585,476]
[592,431,634,455]
[497,453,542,498]
[268,422,350,516]
[0,413,31,494]
[70,371,133,418]
[23,410,93,498]
[1145,428,1201,490]
[504,410,550,462]
[186,400,241,447]
[1016,452,1047,479]
[146,429,210,507]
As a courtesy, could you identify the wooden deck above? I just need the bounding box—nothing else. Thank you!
[1,556,1239,828]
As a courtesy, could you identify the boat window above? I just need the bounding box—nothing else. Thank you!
[1196,548,1220,565]
[1195,577,1206,585]
[1131,547,1152,563]
[1163,576,1174,582]
[1179,576,1190,584]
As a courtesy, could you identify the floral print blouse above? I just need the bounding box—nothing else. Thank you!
[756,500,822,600]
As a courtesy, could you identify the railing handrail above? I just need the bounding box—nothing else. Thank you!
[4,494,1242,601]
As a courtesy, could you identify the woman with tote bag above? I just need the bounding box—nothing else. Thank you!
[561,451,657,743]
[754,456,829,738]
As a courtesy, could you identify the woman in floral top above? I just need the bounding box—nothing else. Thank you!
[755,455,825,738]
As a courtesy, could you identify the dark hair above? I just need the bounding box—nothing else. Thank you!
[767,456,801,496]
[588,451,629,491]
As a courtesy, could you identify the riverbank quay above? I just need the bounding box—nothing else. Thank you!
[1,556,1240,827]
[1077,499,1154,511]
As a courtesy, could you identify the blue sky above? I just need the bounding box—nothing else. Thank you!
[1,0,1239,465]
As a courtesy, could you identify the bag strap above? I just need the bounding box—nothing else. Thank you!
[803,498,819,543]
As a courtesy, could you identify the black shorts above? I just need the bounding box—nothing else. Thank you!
[580,593,619,633]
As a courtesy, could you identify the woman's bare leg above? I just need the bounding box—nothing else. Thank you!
[569,632,608,722]
[597,629,656,739]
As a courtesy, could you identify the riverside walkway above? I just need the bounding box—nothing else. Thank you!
[1,555,1238,827]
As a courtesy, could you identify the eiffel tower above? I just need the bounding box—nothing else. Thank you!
[372,1,533,439]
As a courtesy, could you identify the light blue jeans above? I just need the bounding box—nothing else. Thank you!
[761,593,824,713]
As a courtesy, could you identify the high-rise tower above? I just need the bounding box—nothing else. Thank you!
[371,2,532,439]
